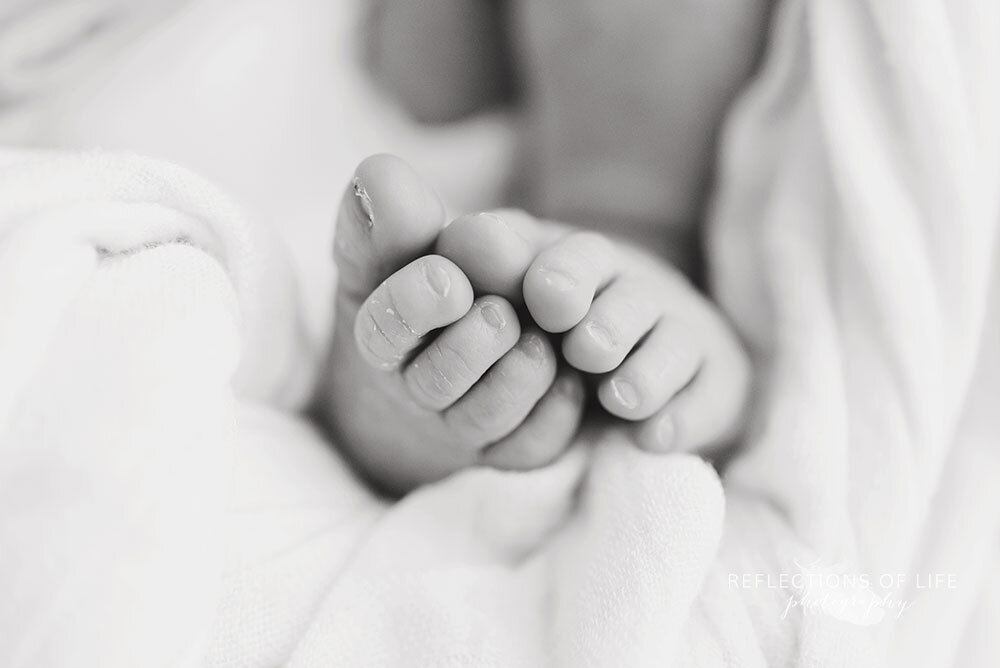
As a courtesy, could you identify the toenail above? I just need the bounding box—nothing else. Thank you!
[520,334,547,360]
[654,414,676,451]
[477,211,508,229]
[584,321,614,350]
[609,378,639,410]
[480,302,506,330]
[424,262,452,298]
[352,177,375,228]
[476,210,532,244]
[537,267,577,291]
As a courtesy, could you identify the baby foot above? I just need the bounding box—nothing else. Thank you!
[437,211,750,453]
[317,155,585,494]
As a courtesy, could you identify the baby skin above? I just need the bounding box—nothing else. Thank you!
[318,154,749,494]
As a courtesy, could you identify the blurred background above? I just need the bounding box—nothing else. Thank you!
[0,0,517,345]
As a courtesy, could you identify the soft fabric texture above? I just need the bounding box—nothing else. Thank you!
[2,0,999,667]
[707,0,1000,663]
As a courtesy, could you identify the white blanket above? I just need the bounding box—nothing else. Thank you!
[2,0,999,666]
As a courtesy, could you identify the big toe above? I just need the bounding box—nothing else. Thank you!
[334,154,446,302]
[435,208,559,303]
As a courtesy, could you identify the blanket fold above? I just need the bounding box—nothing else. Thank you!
[0,150,315,665]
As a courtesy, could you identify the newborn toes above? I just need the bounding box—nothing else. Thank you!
[480,368,585,470]
[635,336,750,453]
[436,208,563,303]
[436,210,537,301]
[443,330,558,449]
[597,318,702,420]
[354,255,474,370]
[561,277,661,373]
[404,296,520,410]
[523,231,618,332]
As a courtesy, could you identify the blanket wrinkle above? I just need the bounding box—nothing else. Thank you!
[710,0,1000,665]
[0,151,314,409]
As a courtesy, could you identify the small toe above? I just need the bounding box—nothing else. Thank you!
[480,368,585,470]
[523,231,618,333]
[562,277,660,373]
[597,318,702,420]
[354,255,474,370]
[436,211,538,301]
[635,345,750,453]
[443,329,557,449]
[404,296,521,410]
[436,208,563,303]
